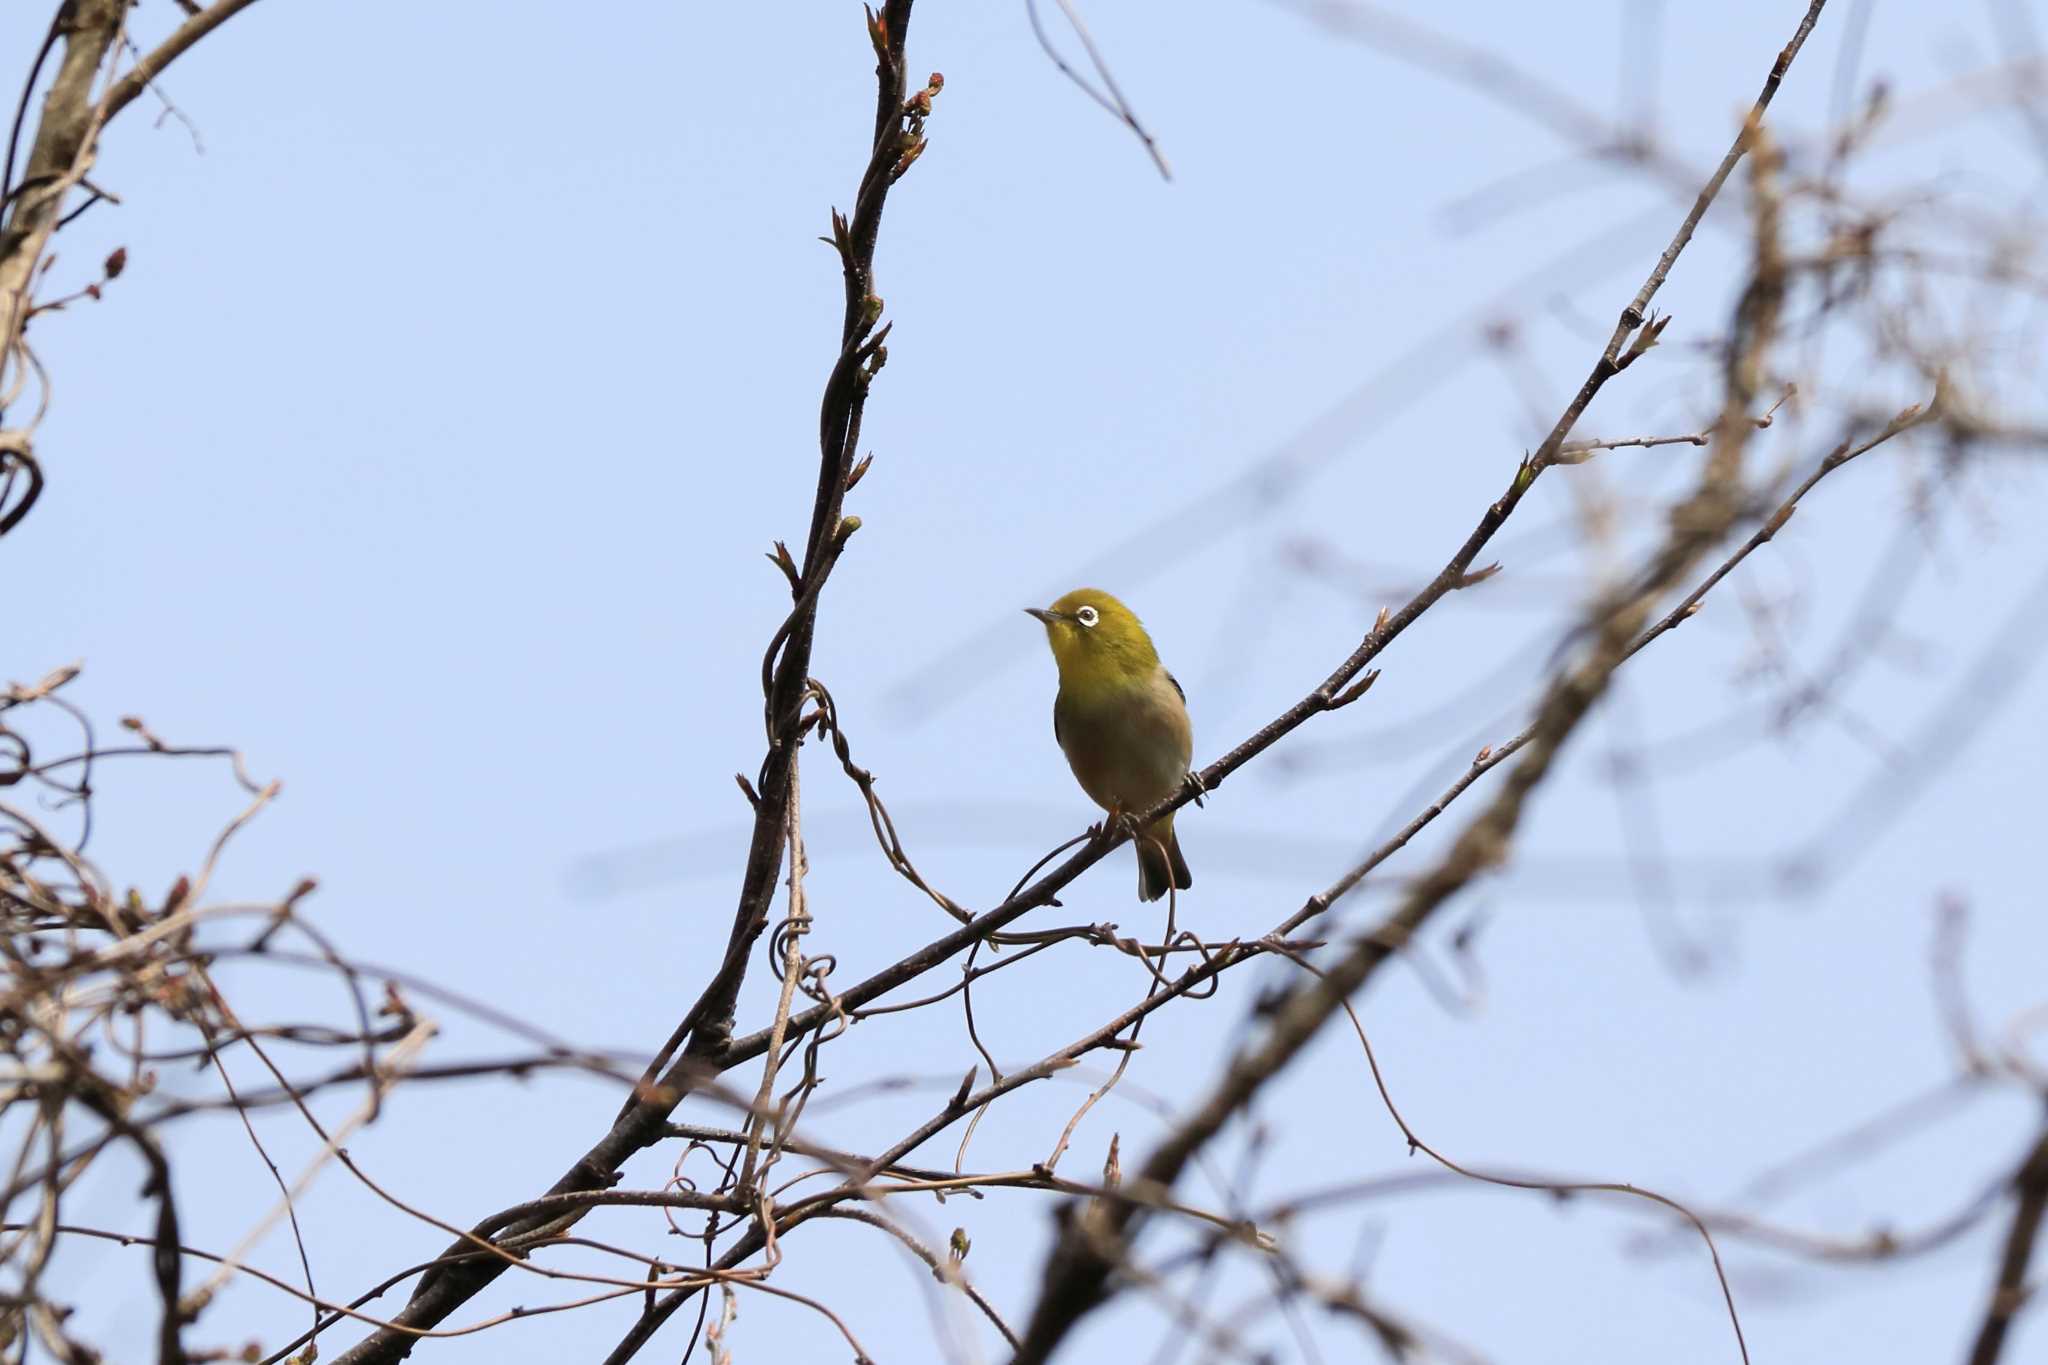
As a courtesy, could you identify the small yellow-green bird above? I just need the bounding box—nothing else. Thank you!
[1027,589,1194,901]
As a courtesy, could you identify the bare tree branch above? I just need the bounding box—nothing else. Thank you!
[329,4,932,1358]
[1966,1126,2048,1365]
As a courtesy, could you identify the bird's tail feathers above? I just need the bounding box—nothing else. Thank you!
[1136,816,1193,902]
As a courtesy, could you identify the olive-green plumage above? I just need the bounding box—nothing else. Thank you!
[1026,589,1193,901]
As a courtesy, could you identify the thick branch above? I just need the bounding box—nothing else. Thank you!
[0,0,121,364]
[2,0,271,540]
[1966,1126,2048,1365]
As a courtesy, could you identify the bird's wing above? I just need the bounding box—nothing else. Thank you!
[1053,689,1067,748]
[1166,671,1186,703]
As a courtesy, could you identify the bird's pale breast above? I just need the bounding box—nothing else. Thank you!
[1054,666,1192,815]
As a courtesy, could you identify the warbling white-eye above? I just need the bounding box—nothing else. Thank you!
[1027,589,1194,901]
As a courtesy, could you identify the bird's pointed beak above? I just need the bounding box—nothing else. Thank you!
[1024,607,1061,625]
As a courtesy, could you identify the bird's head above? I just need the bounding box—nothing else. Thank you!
[1026,589,1159,683]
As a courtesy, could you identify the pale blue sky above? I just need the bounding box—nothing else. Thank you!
[10,1,2048,1361]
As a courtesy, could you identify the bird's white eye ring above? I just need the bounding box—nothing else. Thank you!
[1075,606,1100,627]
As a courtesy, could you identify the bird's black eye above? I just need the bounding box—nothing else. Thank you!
[1076,606,1100,627]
